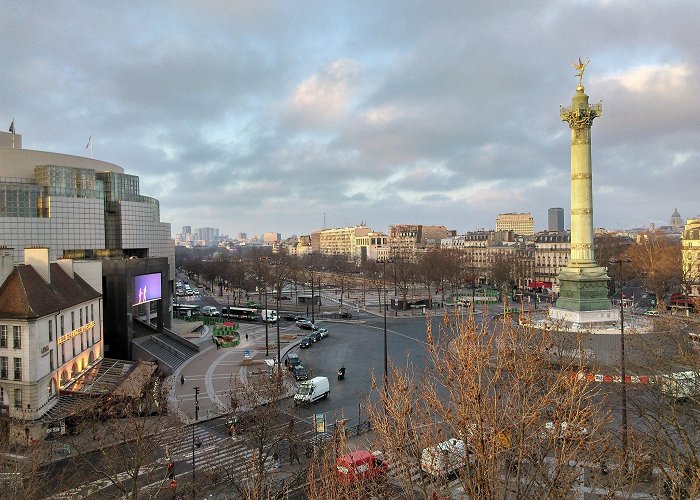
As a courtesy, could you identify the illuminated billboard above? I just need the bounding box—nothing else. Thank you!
[134,272,162,305]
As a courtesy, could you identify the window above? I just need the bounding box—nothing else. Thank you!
[0,326,6,348]
[92,329,95,345]
[48,319,53,342]
[60,315,64,335]
[72,338,76,357]
[14,388,22,409]
[50,349,54,371]
[80,333,84,352]
[13,326,21,349]
[80,309,83,326]
[71,312,75,330]
[14,358,22,380]
[91,304,94,322]
[0,357,7,379]
[0,386,4,404]
[61,343,65,364]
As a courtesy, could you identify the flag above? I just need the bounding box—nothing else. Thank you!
[8,119,14,134]
[85,135,92,149]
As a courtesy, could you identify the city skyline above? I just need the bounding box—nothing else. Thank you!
[3,2,699,237]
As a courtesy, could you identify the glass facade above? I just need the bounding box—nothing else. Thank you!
[0,160,173,276]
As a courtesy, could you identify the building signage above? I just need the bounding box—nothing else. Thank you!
[41,344,50,356]
[57,321,96,345]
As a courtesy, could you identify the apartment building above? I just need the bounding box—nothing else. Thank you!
[682,217,700,287]
[496,213,535,237]
[389,224,449,261]
[533,232,571,288]
[318,226,371,257]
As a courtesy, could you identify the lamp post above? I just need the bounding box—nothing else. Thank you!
[381,259,389,394]
[610,257,631,470]
[264,287,269,356]
[311,273,315,323]
[276,292,281,368]
[192,387,201,484]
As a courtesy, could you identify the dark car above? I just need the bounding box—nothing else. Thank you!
[308,331,322,343]
[339,312,353,319]
[300,337,312,348]
[298,322,318,331]
[284,314,300,322]
[292,365,309,381]
[286,353,301,369]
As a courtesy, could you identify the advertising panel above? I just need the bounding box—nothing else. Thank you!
[134,272,162,305]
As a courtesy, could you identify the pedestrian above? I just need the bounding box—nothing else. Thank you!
[289,442,301,464]
[245,333,249,341]
[273,452,280,469]
[180,374,185,385]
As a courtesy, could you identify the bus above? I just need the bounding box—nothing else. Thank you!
[173,304,200,318]
[221,306,259,321]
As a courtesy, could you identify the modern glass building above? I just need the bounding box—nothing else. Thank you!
[0,131,174,276]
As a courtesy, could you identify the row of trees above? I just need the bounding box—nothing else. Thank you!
[177,229,690,310]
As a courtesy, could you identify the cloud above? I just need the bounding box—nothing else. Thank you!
[286,59,361,127]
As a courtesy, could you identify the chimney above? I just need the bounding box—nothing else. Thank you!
[25,247,51,283]
[0,247,14,286]
[57,258,74,278]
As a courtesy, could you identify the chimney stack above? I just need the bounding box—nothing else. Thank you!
[0,247,14,286]
[25,247,51,283]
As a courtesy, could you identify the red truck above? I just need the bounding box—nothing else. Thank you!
[336,450,388,484]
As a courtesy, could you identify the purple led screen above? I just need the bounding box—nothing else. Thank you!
[134,273,162,305]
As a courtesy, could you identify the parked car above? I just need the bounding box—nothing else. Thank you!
[292,365,309,381]
[284,314,300,321]
[298,322,318,331]
[318,327,329,338]
[193,288,201,295]
[286,353,301,369]
[296,319,313,327]
[339,312,353,319]
[644,309,659,316]
[308,331,322,343]
[336,450,388,484]
[300,337,312,348]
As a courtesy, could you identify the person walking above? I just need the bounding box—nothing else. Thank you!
[180,374,185,385]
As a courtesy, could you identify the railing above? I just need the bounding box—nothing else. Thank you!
[150,336,188,360]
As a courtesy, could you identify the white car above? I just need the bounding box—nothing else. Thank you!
[193,289,201,296]
[318,327,329,338]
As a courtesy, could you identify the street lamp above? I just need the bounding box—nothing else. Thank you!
[264,287,269,356]
[610,257,632,470]
[276,292,281,368]
[381,259,391,394]
[192,387,202,484]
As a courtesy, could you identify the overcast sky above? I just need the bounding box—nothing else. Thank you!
[2,1,699,239]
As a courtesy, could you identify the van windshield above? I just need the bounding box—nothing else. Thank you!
[297,385,312,395]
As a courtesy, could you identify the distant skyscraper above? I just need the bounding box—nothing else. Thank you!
[263,232,281,243]
[237,232,247,241]
[548,208,565,232]
[182,225,192,234]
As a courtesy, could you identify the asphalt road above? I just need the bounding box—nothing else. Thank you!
[277,313,465,429]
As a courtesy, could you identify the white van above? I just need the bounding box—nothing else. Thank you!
[294,376,329,405]
[261,309,278,323]
[420,438,468,478]
[201,306,220,317]
[660,371,700,401]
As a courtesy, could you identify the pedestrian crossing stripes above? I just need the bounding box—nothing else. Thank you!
[159,424,276,476]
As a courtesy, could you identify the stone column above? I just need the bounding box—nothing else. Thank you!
[553,81,612,317]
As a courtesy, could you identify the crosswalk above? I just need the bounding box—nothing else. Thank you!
[158,424,276,478]
[49,425,276,499]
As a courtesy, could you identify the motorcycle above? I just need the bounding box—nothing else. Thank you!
[337,367,346,380]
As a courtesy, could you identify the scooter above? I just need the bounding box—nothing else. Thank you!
[337,367,346,380]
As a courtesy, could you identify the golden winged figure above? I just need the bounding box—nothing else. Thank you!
[571,57,590,86]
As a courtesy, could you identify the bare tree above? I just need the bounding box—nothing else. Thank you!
[363,312,611,499]
[626,230,682,308]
